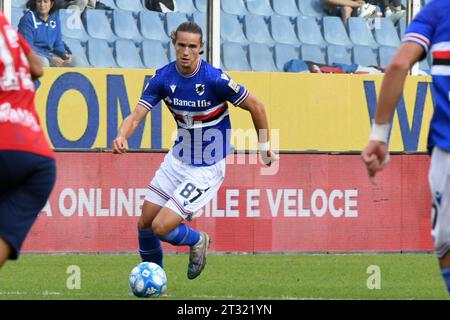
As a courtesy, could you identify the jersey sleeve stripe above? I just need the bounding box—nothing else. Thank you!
[138,99,153,111]
[402,33,431,52]
[233,88,249,106]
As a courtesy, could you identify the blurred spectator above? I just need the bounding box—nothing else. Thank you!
[18,0,83,67]
[144,0,177,12]
[322,0,377,24]
[58,0,112,14]
[373,0,405,23]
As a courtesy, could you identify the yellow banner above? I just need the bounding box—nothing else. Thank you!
[35,68,433,152]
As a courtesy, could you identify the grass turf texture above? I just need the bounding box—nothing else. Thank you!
[0,253,448,300]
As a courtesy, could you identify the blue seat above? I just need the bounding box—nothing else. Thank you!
[379,45,398,67]
[374,18,401,47]
[322,16,352,47]
[176,0,197,14]
[420,56,430,74]
[353,45,378,66]
[296,16,326,47]
[221,13,248,44]
[12,0,27,8]
[297,0,324,17]
[300,44,325,64]
[222,42,251,71]
[248,43,277,71]
[11,8,24,30]
[138,10,169,42]
[246,0,274,16]
[274,43,299,71]
[327,45,352,65]
[141,40,170,69]
[397,15,406,38]
[112,10,143,42]
[100,0,118,10]
[348,17,378,48]
[192,12,207,34]
[271,0,300,17]
[194,0,206,13]
[115,39,145,68]
[62,37,90,67]
[270,15,299,45]
[221,0,248,16]
[114,0,145,12]
[59,9,90,42]
[83,10,117,42]
[164,12,190,37]
[243,15,274,45]
[87,39,118,67]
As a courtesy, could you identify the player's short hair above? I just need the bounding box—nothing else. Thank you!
[171,21,204,54]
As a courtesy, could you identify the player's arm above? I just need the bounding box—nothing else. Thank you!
[362,42,424,178]
[238,94,279,166]
[112,105,149,154]
[26,50,44,80]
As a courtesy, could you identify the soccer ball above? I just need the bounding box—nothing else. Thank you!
[128,262,167,298]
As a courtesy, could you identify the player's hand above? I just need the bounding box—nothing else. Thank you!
[361,140,390,179]
[260,149,280,167]
[112,137,128,154]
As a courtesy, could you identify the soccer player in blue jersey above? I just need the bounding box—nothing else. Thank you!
[362,0,450,294]
[113,22,278,281]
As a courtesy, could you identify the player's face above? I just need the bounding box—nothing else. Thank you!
[174,31,203,74]
[36,0,53,17]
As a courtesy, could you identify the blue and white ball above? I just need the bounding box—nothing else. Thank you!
[129,262,167,298]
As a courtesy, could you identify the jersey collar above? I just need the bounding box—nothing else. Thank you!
[176,59,202,78]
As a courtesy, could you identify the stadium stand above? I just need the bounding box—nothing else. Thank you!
[243,14,274,45]
[112,10,143,43]
[348,17,379,49]
[63,37,91,67]
[138,10,170,42]
[221,0,248,16]
[10,0,426,72]
[269,15,300,45]
[115,39,145,68]
[322,16,353,47]
[222,42,251,71]
[87,38,118,67]
[353,45,378,67]
[248,43,277,71]
[83,10,118,42]
[327,45,352,65]
[274,43,299,72]
[115,0,145,12]
[60,9,90,42]
[271,0,300,17]
[246,0,273,16]
[141,39,170,69]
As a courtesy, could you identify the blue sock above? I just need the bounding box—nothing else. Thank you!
[160,223,200,246]
[442,268,450,294]
[138,228,163,268]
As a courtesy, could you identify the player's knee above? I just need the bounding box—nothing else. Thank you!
[137,216,152,230]
[151,221,170,238]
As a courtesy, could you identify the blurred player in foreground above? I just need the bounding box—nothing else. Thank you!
[113,21,278,280]
[0,11,56,268]
[362,0,450,294]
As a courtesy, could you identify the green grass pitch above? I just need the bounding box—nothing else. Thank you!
[0,253,448,300]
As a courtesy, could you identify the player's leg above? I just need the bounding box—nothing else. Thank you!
[137,200,164,267]
[0,237,11,268]
[429,146,450,294]
[138,151,182,267]
[0,151,56,268]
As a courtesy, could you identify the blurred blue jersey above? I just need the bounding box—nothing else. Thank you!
[139,59,249,166]
[402,0,450,153]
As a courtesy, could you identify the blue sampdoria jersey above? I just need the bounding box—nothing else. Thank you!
[139,60,249,166]
[402,0,450,153]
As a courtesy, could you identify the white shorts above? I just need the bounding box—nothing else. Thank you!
[429,146,450,258]
[145,150,226,221]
